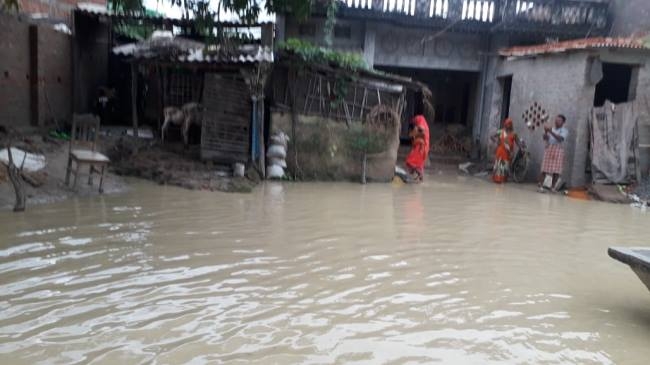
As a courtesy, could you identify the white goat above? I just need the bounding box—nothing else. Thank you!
[161,102,202,146]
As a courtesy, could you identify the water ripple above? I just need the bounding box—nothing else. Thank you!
[0,180,648,364]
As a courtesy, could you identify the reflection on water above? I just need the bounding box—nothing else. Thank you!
[1,179,650,364]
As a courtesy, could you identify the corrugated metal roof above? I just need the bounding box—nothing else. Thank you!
[500,37,649,57]
[181,46,274,64]
[112,34,273,64]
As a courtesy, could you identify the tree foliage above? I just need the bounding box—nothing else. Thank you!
[0,0,321,30]
[1,0,19,12]
[109,0,145,12]
[164,0,315,22]
[323,0,337,47]
[278,38,367,70]
[104,0,341,49]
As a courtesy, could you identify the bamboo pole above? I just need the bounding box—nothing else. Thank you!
[259,98,266,179]
[130,62,139,138]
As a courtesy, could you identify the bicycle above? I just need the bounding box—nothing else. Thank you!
[510,139,529,183]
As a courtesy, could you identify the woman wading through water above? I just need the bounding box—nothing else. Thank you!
[405,115,430,183]
[491,118,522,184]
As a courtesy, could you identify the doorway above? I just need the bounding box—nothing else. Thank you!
[594,62,636,107]
[498,75,513,126]
[374,66,480,141]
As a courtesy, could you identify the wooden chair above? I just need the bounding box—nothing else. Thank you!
[65,114,110,193]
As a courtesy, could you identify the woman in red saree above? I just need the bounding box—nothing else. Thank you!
[405,115,430,182]
[491,118,519,183]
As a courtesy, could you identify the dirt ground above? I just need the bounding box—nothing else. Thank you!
[451,157,636,204]
[0,127,259,211]
[106,136,259,193]
[0,132,127,210]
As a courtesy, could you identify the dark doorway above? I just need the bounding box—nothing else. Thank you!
[499,75,512,125]
[374,65,480,139]
[594,63,635,107]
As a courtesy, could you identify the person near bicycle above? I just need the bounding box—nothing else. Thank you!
[491,118,522,183]
[538,114,568,191]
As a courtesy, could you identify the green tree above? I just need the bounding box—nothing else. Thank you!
[1,0,19,12]
[107,0,317,22]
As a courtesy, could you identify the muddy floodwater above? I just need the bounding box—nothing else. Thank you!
[1,177,650,364]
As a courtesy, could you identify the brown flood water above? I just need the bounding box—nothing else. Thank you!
[1,177,650,364]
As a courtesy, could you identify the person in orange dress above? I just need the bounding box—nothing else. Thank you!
[405,115,430,182]
[491,118,520,183]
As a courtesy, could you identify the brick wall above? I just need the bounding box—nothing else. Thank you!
[0,15,31,129]
[18,0,106,24]
[0,14,72,130]
[38,24,72,127]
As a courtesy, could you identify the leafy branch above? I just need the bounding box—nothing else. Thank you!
[323,0,337,47]
[278,38,368,70]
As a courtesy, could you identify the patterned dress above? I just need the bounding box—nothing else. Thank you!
[493,129,516,183]
[541,127,568,175]
[405,115,430,178]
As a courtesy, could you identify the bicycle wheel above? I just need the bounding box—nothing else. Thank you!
[511,153,529,183]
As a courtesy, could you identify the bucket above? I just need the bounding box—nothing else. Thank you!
[233,163,245,177]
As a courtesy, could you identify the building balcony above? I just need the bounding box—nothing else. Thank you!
[339,0,611,36]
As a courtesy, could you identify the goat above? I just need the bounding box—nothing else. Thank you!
[161,102,203,146]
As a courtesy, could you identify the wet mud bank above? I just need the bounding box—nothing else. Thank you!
[0,129,259,211]
[107,137,260,193]
[0,131,127,211]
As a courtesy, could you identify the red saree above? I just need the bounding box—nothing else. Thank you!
[493,129,516,183]
[405,115,430,176]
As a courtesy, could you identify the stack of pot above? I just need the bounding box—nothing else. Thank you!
[267,131,289,179]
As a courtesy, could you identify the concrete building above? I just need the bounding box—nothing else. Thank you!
[277,0,650,186]
[496,39,650,186]
[277,0,611,140]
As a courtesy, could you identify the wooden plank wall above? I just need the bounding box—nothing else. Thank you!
[201,73,251,162]
[167,71,203,107]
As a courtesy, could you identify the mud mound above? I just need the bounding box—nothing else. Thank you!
[108,137,257,193]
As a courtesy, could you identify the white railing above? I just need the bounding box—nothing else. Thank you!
[342,0,609,28]
[460,0,496,22]
[344,0,497,22]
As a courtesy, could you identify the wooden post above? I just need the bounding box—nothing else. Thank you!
[288,69,299,180]
[361,153,367,184]
[130,62,139,138]
[29,25,39,127]
[162,65,168,125]
[259,98,266,179]
[251,96,258,163]
[632,121,642,183]
[261,23,274,48]
[156,65,164,136]
[7,146,26,212]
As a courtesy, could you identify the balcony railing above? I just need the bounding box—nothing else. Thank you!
[340,0,610,34]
